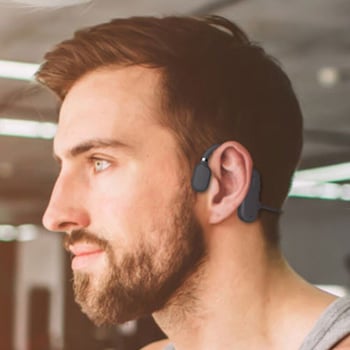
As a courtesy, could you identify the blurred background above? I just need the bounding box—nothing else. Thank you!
[0,0,349,349]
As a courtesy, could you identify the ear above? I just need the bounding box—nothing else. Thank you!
[206,141,253,224]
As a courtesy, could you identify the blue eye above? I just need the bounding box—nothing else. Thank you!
[93,159,111,172]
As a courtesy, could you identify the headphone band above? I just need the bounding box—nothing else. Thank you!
[192,144,282,222]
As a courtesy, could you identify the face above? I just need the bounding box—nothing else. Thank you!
[43,66,205,325]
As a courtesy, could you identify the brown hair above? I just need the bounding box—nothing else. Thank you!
[36,15,303,245]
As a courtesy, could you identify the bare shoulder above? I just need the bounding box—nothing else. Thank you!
[333,335,350,349]
[140,338,172,350]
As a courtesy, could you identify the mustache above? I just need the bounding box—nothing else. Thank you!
[63,229,108,252]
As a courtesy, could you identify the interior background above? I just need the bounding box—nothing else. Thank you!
[0,1,349,349]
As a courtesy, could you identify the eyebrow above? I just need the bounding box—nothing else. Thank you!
[54,138,132,162]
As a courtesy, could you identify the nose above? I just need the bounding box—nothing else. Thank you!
[42,171,90,233]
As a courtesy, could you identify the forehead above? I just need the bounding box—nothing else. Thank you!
[55,66,165,153]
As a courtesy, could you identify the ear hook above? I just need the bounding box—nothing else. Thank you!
[191,144,220,192]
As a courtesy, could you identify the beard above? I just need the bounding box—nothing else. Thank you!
[64,185,206,326]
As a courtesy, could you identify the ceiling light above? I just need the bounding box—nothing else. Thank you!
[17,224,39,242]
[3,0,92,7]
[316,285,348,297]
[0,118,57,139]
[0,225,17,241]
[0,224,39,242]
[289,181,350,201]
[318,66,339,87]
[0,59,39,81]
[294,163,350,183]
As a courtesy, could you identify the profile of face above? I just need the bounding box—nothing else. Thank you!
[42,66,206,325]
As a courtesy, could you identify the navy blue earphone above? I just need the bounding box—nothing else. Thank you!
[191,144,281,223]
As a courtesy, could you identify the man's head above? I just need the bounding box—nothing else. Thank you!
[38,16,303,325]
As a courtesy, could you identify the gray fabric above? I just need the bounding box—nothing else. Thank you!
[163,297,350,350]
[299,296,350,350]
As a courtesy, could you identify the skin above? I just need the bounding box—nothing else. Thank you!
[43,65,342,350]
[43,65,207,324]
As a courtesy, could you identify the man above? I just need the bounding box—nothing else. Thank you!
[38,16,350,350]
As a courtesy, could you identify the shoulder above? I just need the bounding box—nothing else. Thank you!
[140,338,172,350]
[333,335,350,349]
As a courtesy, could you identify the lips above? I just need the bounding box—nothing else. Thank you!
[69,242,105,270]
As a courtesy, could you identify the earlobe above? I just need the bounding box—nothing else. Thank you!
[207,142,252,224]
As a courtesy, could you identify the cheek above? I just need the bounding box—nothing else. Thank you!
[88,163,176,244]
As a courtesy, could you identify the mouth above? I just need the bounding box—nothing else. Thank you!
[69,243,105,270]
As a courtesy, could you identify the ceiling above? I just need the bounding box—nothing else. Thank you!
[0,0,349,226]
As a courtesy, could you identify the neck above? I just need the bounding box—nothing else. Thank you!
[153,220,336,350]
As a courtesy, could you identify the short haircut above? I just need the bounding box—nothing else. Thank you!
[36,16,303,245]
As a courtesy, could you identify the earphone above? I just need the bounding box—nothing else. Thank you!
[191,144,281,223]
[191,144,221,193]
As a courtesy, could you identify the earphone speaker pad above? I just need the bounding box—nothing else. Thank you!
[191,163,211,192]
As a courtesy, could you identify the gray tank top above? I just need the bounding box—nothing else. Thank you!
[163,296,350,350]
[299,296,350,350]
